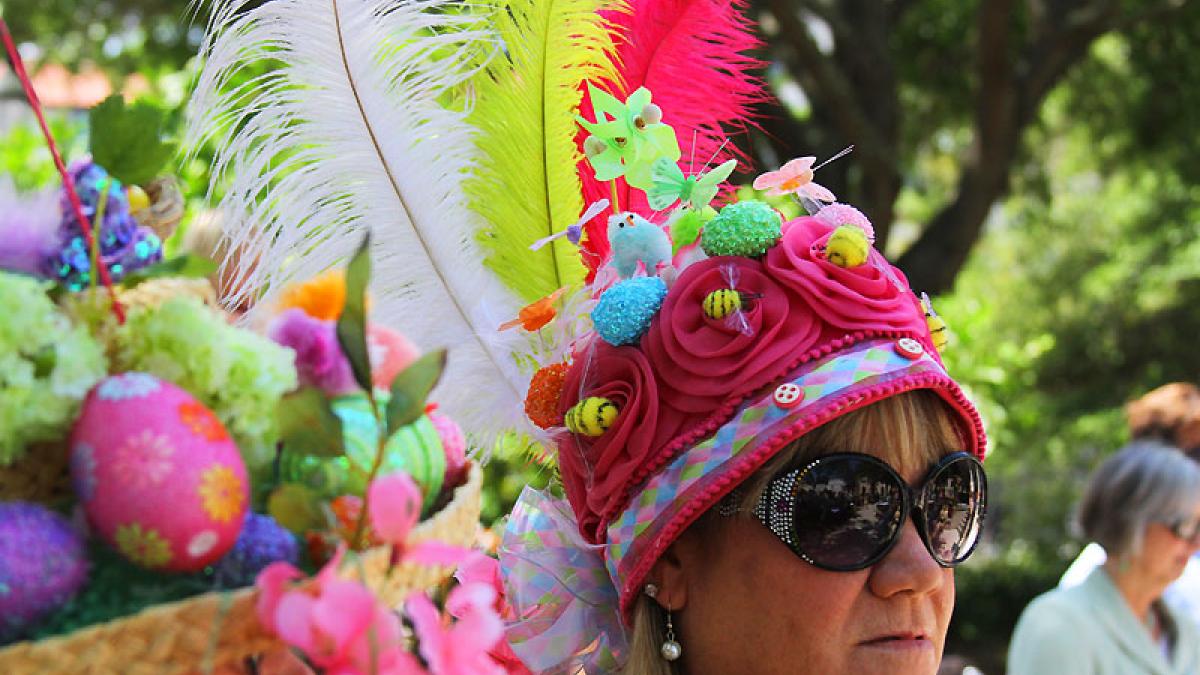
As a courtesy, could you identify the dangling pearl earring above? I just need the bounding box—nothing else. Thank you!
[661,607,682,661]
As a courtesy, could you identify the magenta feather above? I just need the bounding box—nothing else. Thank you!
[576,0,766,277]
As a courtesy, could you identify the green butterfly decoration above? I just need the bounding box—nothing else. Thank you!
[647,158,738,211]
[577,85,680,190]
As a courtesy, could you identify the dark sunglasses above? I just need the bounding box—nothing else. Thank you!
[727,451,987,571]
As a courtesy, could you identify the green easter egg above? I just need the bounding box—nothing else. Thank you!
[701,200,782,257]
[279,393,446,512]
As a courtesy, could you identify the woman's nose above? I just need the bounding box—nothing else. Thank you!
[867,518,944,599]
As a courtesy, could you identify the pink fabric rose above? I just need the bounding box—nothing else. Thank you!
[556,341,692,543]
[268,309,358,396]
[764,217,927,336]
[641,256,822,414]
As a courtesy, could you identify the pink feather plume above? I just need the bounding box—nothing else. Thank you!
[575,0,767,278]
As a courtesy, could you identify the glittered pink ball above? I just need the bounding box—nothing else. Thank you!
[428,409,467,480]
[69,373,249,572]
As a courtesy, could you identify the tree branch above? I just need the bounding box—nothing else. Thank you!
[764,0,895,169]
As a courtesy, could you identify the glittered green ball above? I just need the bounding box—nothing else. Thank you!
[701,200,783,257]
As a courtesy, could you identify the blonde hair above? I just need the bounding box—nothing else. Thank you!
[621,389,965,674]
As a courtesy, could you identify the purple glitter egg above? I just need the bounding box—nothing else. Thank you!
[0,502,89,642]
[211,513,298,589]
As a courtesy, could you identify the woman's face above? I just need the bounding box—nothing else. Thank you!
[1132,507,1200,590]
[657,447,955,675]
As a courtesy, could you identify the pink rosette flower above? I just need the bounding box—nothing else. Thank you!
[641,256,822,414]
[765,217,927,336]
[556,342,690,543]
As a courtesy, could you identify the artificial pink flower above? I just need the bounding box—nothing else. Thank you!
[256,561,305,632]
[752,157,836,201]
[367,325,420,390]
[408,582,506,675]
[256,548,427,675]
[455,554,533,675]
[367,472,422,544]
[268,309,359,396]
[365,473,473,567]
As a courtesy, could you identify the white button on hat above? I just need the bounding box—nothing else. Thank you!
[773,383,804,409]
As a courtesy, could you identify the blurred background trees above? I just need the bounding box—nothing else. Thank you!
[3,0,1198,670]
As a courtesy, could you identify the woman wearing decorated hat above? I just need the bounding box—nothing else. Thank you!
[499,188,988,674]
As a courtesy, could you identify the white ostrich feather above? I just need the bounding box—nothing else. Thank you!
[185,0,529,441]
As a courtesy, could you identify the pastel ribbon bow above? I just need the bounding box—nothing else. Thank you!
[499,487,628,674]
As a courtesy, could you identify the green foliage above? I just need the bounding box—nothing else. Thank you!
[0,115,86,191]
[337,233,374,394]
[88,94,177,186]
[935,41,1200,663]
[277,387,345,458]
[386,350,447,435]
[946,546,1069,674]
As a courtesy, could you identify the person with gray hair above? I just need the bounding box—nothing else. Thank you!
[1007,443,1200,673]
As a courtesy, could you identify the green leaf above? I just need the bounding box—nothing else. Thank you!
[277,387,345,457]
[336,232,373,393]
[385,349,447,436]
[118,254,217,289]
[88,95,177,186]
[267,483,327,534]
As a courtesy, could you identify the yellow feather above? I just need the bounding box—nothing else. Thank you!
[466,0,627,302]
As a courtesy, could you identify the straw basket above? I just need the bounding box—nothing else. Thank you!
[0,440,72,505]
[0,463,483,675]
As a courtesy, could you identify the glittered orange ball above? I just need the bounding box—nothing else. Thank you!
[525,363,570,429]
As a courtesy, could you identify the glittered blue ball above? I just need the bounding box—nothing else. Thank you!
[592,276,668,346]
[210,513,299,589]
[0,502,89,643]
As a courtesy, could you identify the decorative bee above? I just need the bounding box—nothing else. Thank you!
[565,396,619,437]
[703,288,742,320]
[824,224,870,268]
[699,265,756,336]
[921,292,949,352]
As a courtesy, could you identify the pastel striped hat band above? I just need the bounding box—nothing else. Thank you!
[499,215,986,673]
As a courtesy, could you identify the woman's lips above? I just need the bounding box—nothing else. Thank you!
[859,633,933,651]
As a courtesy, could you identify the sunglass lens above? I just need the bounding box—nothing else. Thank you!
[792,456,905,570]
[920,456,986,565]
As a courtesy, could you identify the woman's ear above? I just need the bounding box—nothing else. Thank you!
[648,516,719,611]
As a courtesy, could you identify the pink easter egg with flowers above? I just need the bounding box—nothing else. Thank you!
[69,372,249,572]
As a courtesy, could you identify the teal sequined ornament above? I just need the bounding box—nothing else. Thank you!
[701,200,782,258]
[592,276,668,346]
[279,393,446,513]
